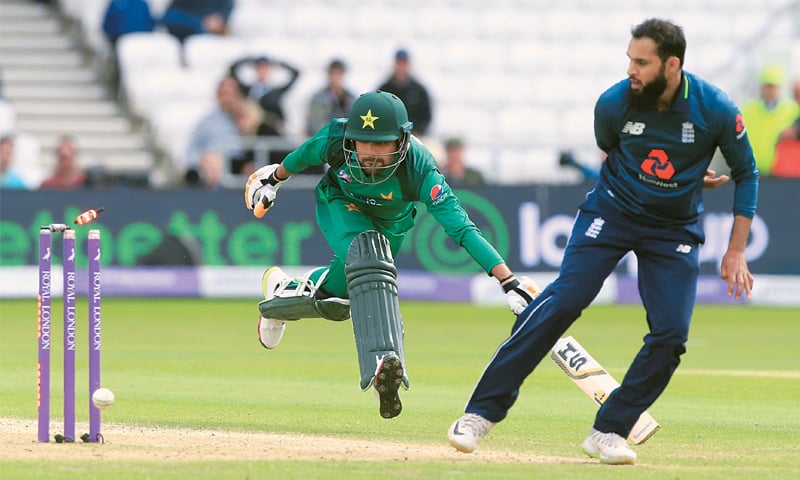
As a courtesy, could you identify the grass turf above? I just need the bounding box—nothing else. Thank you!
[1,299,798,479]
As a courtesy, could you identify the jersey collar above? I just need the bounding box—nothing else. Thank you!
[669,73,690,113]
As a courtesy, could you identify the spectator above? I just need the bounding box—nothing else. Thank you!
[185,76,245,184]
[0,135,28,189]
[162,0,233,42]
[231,99,271,175]
[440,137,486,188]
[40,137,86,189]
[194,151,226,189]
[559,150,600,181]
[778,78,800,143]
[378,49,433,136]
[306,59,355,136]
[773,78,800,178]
[102,0,156,96]
[740,64,800,175]
[229,55,300,136]
[102,0,156,47]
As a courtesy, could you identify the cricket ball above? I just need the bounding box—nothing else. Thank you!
[92,388,115,410]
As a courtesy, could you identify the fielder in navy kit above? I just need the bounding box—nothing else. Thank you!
[448,18,759,465]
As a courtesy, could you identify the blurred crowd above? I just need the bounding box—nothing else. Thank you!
[2,1,799,191]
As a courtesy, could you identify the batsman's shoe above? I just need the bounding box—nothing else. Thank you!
[582,428,637,465]
[374,353,403,419]
[257,267,291,349]
[448,413,496,453]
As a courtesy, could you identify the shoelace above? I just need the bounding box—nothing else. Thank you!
[265,321,284,330]
[460,414,493,437]
[594,431,626,448]
[274,268,330,297]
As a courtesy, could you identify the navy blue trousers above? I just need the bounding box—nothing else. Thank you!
[465,200,700,437]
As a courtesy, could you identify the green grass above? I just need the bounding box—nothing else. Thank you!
[1,299,798,479]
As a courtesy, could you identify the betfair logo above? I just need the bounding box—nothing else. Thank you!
[360,109,379,129]
[622,121,646,135]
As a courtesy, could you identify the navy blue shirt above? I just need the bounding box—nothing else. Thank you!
[589,71,758,226]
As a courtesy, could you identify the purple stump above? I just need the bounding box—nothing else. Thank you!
[87,230,102,442]
[62,228,77,442]
[37,227,52,443]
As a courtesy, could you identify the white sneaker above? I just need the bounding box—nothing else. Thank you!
[448,413,496,453]
[257,267,290,349]
[582,427,637,465]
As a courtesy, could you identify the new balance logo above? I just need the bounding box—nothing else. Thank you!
[585,217,605,239]
[622,121,646,135]
[676,244,692,254]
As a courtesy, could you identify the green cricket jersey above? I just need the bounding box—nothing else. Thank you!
[282,119,504,274]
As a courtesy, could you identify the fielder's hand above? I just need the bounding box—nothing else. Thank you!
[703,169,729,189]
[502,275,540,315]
[244,164,287,218]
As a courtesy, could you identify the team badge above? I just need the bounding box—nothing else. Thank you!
[360,109,379,129]
[681,122,695,143]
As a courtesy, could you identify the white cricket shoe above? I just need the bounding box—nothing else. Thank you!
[257,267,290,349]
[373,353,404,419]
[447,413,496,453]
[582,427,637,465]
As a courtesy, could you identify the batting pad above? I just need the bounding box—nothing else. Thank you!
[345,231,409,390]
[258,295,350,321]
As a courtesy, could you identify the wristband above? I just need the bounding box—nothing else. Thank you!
[502,278,520,294]
[498,274,514,284]
[267,170,286,186]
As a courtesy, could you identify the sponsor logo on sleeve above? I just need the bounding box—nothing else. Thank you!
[735,114,747,140]
[430,184,447,205]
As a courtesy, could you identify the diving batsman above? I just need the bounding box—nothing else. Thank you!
[244,90,538,418]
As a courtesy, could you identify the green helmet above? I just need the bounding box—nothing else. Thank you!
[345,91,413,142]
[342,91,414,184]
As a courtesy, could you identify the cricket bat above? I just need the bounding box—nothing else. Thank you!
[550,336,659,445]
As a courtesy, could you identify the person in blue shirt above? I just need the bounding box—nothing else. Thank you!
[447,18,759,465]
[162,0,233,42]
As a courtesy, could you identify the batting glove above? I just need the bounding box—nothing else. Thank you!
[244,164,287,218]
[502,275,540,315]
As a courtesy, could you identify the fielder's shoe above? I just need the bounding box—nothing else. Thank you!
[448,413,496,453]
[257,267,291,349]
[582,427,637,465]
[374,353,404,419]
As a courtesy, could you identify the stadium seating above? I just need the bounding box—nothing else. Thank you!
[37,0,800,184]
[183,35,248,79]
[116,31,183,105]
[1,1,158,183]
